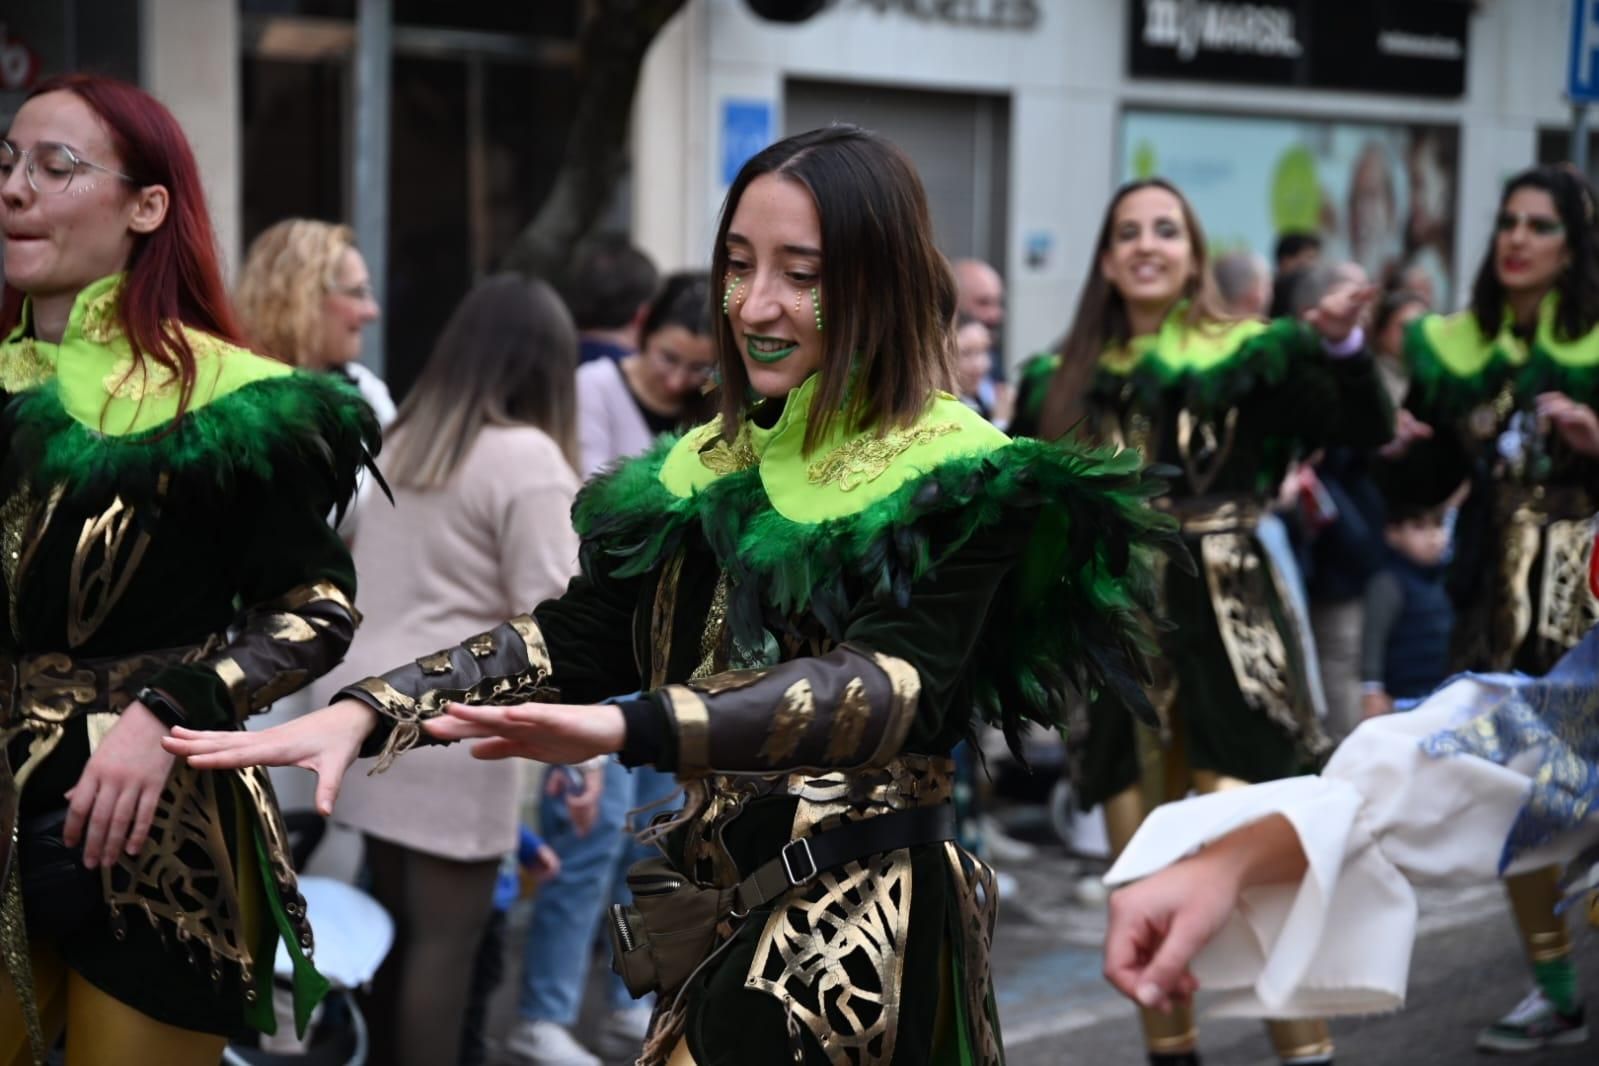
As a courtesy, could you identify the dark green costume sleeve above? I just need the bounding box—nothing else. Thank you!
[140,377,378,731]
[645,520,1027,775]
[1007,353,1060,440]
[1251,332,1394,452]
[342,551,644,769]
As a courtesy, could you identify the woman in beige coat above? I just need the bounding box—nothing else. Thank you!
[308,275,581,1066]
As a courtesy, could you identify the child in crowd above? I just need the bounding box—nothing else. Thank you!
[1360,459,1461,719]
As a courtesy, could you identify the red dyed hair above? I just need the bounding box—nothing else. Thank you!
[0,73,246,420]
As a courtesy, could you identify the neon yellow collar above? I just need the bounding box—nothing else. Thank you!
[1414,293,1599,380]
[0,274,289,435]
[1099,302,1270,377]
[658,372,1009,523]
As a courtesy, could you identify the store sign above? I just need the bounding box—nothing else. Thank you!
[855,0,1040,32]
[1129,0,1469,98]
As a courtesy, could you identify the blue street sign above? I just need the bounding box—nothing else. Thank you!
[1571,0,1599,102]
[721,99,772,186]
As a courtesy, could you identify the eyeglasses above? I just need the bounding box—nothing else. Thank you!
[327,281,376,303]
[0,140,134,194]
[1495,211,1565,238]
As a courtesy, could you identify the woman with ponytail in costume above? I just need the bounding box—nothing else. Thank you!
[165,125,1174,1065]
[0,75,377,1063]
[1011,178,1393,1066]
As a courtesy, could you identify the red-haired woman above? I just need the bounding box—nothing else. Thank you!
[0,74,377,1063]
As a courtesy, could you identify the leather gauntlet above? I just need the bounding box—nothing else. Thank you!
[655,643,921,776]
[342,614,554,770]
[142,580,360,730]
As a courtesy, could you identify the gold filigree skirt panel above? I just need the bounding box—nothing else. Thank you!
[1478,490,1598,674]
[0,645,313,1043]
[1171,512,1328,759]
[635,843,993,1066]
[634,757,984,1066]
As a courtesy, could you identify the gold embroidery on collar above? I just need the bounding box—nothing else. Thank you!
[805,422,961,491]
[104,353,179,401]
[699,425,757,475]
[80,283,123,343]
[0,338,53,393]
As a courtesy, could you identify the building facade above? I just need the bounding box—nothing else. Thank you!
[0,0,1587,385]
[636,0,1579,367]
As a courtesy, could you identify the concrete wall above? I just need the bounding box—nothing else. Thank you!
[633,0,1580,366]
[141,0,241,279]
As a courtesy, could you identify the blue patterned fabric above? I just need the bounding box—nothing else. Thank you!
[1421,627,1599,875]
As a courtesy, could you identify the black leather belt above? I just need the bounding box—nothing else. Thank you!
[731,803,956,916]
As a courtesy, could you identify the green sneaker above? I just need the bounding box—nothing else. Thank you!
[1476,988,1589,1053]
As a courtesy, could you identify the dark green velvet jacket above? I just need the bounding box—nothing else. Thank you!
[1401,301,1599,671]
[346,374,1174,1066]
[1012,314,1393,804]
[0,277,378,1050]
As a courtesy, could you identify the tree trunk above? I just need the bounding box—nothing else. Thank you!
[501,0,691,280]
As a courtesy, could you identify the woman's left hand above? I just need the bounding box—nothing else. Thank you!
[1303,282,1377,344]
[423,702,624,764]
[1538,392,1599,458]
[64,701,174,869]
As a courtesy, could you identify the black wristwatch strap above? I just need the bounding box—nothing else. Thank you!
[136,687,189,730]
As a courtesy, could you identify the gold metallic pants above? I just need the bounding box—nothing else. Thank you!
[0,941,227,1066]
[1104,768,1333,1062]
[1505,866,1573,966]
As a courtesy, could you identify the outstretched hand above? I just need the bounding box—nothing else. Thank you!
[1539,392,1599,458]
[1304,283,1377,344]
[1102,814,1308,1010]
[423,702,624,765]
[162,699,377,816]
[1103,858,1235,1011]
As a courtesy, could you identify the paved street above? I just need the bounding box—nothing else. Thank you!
[995,852,1599,1066]
[487,821,1599,1066]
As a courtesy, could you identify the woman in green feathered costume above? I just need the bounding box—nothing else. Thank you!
[167,126,1173,1066]
[1011,178,1392,1066]
[0,75,378,1064]
[1389,164,1599,1055]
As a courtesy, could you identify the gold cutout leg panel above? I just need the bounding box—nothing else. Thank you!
[666,1035,700,1066]
[61,969,227,1066]
[1506,866,1572,963]
[0,941,67,1066]
[1267,1018,1333,1061]
[1103,786,1148,861]
[1192,770,1251,794]
[1143,1005,1199,1053]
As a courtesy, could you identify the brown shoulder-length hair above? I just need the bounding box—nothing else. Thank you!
[711,125,956,453]
[383,274,579,489]
[1039,177,1234,440]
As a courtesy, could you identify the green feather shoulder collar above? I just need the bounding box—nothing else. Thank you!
[1093,309,1316,413]
[573,376,1180,746]
[0,274,291,436]
[1404,296,1599,410]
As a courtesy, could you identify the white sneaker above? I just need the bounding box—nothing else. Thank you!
[506,1019,602,1066]
[593,1005,655,1060]
[977,814,1039,863]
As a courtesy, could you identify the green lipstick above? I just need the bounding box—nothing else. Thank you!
[746,335,798,364]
